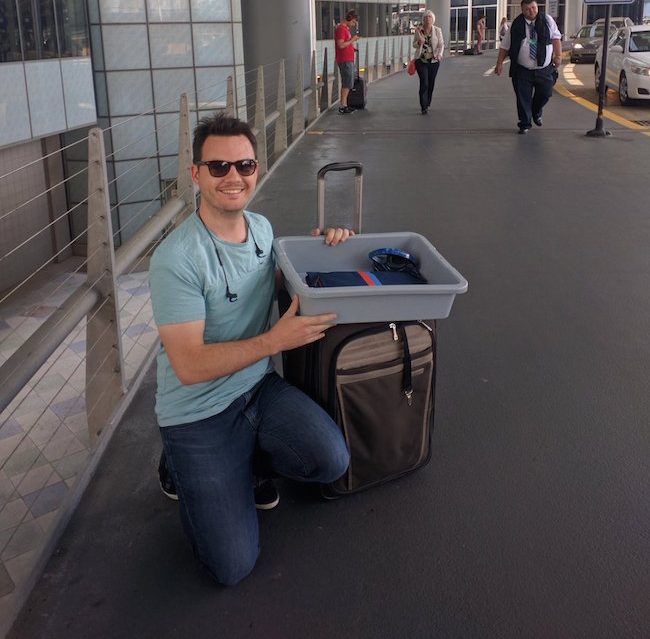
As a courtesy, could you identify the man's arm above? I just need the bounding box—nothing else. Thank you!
[548,14,562,66]
[336,27,359,49]
[551,38,562,66]
[160,296,335,385]
[161,226,355,385]
[494,26,511,75]
[494,47,509,75]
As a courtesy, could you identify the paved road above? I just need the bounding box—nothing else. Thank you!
[559,60,650,124]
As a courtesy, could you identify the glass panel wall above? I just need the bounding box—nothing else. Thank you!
[0,0,89,61]
[315,2,424,40]
[506,0,566,35]
[0,0,23,60]
[586,0,643,25]
[20,0,59,59]
[57,0,90,56]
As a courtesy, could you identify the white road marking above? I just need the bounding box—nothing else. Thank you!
[561,63,584,86]
[484,59,508,76]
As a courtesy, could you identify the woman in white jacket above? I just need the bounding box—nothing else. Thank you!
[413,10,444,114]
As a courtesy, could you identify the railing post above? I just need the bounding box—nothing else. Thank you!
[383,39,388,76]
[274,58,288,158]
[254,65,268,176]
[292,54,305,138]
[225,75,235,116]
[308,50,319,122]
[374,40,380,79]
[399,38,404,68]
[332,61,340,108]
[320,47,330,111]
[85,128,126,444]
[174,93,195,226]
[365,42,372,83]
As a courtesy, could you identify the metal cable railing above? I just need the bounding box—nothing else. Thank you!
[0,45,409,617]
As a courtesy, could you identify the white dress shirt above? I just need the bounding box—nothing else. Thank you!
[500,14,561,69]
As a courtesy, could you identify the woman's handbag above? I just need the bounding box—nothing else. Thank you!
[407,59,417,75]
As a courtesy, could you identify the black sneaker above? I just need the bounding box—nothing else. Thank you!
[158,453,178,501]
[338,106,354,114]
[254,478,279,510]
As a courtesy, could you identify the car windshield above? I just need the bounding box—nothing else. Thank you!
[594,26,608,36]
[577,27,592,37]
[629,32,650,52]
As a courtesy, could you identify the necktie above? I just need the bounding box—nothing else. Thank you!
[529,22,537,63]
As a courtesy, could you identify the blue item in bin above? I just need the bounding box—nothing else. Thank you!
[305,271,427,288]
[368,248,425,281]
[368,247,417,270]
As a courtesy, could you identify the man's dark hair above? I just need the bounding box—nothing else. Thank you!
[346,9,358,21]
[192,113,258,163]
[520,0,536,6]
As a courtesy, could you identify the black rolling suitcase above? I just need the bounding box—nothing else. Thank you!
[347,48,366,109]
[280,163,436,497]
[348,76,367,110]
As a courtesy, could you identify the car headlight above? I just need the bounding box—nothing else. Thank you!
[630,66,650,76]
[572,43,583,49]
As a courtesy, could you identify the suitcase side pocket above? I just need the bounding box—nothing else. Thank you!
[329,324,435,494]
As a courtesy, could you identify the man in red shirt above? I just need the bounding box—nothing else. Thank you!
[335,9,360,114]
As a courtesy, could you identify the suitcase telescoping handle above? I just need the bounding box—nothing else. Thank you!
[317,162,363,234]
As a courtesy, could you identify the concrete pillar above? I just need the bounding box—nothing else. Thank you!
[367,4,378,37]
[241,0,312,96]
[428,0,450,54]
[565,0,583,38]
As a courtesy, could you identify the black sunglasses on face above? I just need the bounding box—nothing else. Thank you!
[195,159,258,178]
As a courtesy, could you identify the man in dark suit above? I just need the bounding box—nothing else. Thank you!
[494,0,562,133]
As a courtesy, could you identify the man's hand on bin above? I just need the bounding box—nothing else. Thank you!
[310,227,356,246]
[266,296,336,353]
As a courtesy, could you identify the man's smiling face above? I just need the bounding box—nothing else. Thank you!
[191,134,258,218]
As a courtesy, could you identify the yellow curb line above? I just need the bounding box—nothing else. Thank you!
[555,82,650,136]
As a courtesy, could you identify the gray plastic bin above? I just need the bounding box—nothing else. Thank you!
[273,232,468,324]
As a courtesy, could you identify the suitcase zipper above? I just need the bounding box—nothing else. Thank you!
[398,324,413,406]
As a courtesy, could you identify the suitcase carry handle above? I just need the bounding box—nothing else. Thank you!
[317,162,363,234]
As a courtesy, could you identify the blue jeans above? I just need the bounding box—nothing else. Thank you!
[159,372,350,586]
[415,58,440,110]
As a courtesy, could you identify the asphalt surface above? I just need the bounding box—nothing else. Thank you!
[9,51,650,639]
[559,58,650,124]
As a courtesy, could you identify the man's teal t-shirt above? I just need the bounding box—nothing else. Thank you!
[149,211,275,427]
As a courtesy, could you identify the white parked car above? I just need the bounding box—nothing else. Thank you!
[594,26,650,105]
[593,17,635,30]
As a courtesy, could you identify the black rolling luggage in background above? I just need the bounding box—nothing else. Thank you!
[347,48,366,109]
[348,76,366,110]
[280,163,436,497]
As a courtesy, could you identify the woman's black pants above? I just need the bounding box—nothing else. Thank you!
[415,59,440,110]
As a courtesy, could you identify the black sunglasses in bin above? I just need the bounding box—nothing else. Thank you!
[195,159,258,178]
